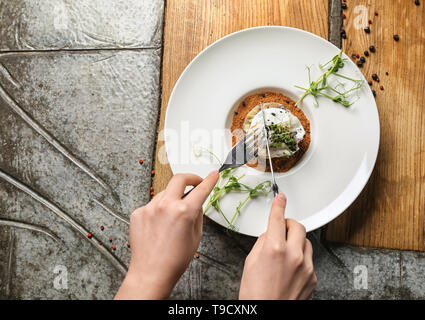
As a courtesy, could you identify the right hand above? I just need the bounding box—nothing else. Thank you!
[239,193,317,300]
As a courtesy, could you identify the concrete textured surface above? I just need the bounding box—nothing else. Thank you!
[0,0,424,300]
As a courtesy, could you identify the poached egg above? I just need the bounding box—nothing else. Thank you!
[243,102,305,158]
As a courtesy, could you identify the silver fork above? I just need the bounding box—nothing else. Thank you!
[182,128,261,198]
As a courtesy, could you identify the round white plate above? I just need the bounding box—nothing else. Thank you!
[164,26,380,236]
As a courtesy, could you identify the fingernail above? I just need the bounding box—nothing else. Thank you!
[276,193,286,202]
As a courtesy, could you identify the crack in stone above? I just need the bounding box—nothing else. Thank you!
[0,168,127,275]
[0,63,21,88]
[0,218,60,242]
[0,46,162,57]
[0,82,111,192]
[5,229,15,297]
[93,199,129,225]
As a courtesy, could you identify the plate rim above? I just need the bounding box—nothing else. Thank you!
[164,25,381,235]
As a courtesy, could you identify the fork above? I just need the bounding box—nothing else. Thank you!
[182,128,262,198]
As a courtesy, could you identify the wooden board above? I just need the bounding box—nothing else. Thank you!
[325,0,425,251]
[153,0,329,192]
[154,0,425,252]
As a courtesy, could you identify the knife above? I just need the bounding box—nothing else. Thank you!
[260,104,280,196]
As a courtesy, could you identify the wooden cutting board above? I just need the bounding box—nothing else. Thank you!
[325,0,425,251]
[153,0,425,251]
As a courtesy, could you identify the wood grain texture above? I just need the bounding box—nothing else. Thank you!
[153,0,329,193]
[325,0,425,251]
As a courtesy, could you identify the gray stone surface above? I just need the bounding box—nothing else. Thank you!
[0,0,163,299]
[1,0,424,300]
[0,0,163,50]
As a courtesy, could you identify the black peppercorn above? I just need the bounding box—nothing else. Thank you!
[372,90,376,97]
[356,60,363,67]
[364,50,369,57]
[415,0,420,6]
[341,2,347,9]
[234,111,238,115]
[369,45,376,53]
[372,73,379,81]
[368,81,373,86]
[364,27,371,34]
[261,93,266,98]
[360,56,366,63]
[393,34,400,41]
[242,101,246,106]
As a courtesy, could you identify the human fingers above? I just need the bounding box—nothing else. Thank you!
[265,193,287,244]
[165,173,203,198]
[184,170,219,209]
[286,219,306,251]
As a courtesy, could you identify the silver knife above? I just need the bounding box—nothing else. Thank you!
[260,104,280,196]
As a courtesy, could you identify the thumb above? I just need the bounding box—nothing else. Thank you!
[185,170,219,208]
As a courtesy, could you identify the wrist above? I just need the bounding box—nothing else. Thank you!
[116,268,174,300]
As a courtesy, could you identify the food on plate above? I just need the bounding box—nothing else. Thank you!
[231,91,310,173]
[295,50,363,107]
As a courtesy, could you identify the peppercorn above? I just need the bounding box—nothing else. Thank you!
[374,11,379,16]
[234,111,238,115]
[393,34,400,41]
[356,53,360,58]
[138,159,143,165]
[372,74,379,81]
[195,253,200,259]
[369,45,376,53]
[127,242,131,248]
[380,85,384,90]
[372,90,377,97]
[109,237,112,242]
[100,225,104,231]
[151,169,155,176]
[341,29,347,39]
[368,81,373,86]
[112,245,116,250]
[386,72,389,76]
[356,61,363,67]
[364,50,369,57]
[341,2,347,10]
[352,53,357,59]
[364,26,371,34]
[150,186,154,191]
[87,233,93,239]
[242,101,246,106]
[368,19,372,24]
[261,93,266,98]
[150,191,154,196]
[342,13,346,19]
[360,56,366,63]
[415,0,420,6]
[376,78,380,83]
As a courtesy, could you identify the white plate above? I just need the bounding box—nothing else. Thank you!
[164,26,380,236]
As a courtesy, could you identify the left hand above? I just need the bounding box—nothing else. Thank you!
[115,171,219,299]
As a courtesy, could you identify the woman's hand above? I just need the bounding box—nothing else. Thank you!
[239,194,317,300]
[115,171,219,300]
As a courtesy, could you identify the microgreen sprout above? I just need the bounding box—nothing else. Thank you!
[198,150,272,231]
[295,50,364,108]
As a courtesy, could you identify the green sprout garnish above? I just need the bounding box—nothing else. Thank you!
[267,123,298,152]
[295,50,363,108]
[195,148,272,231]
